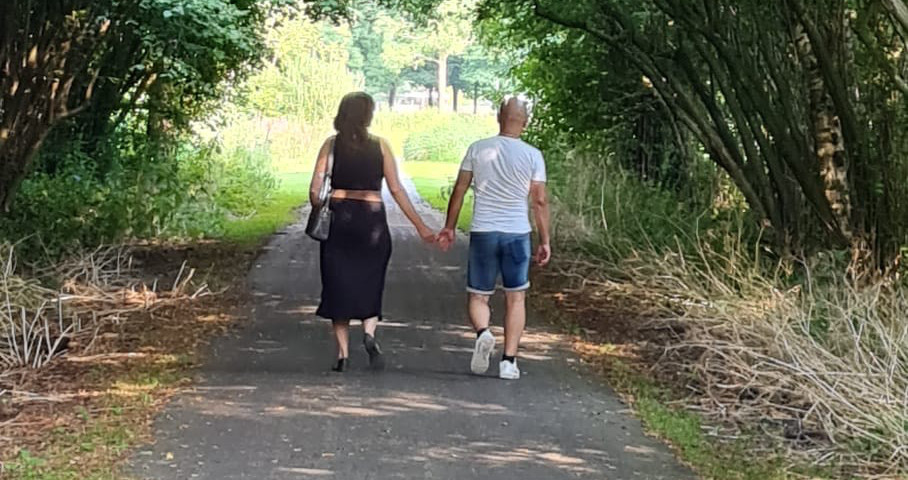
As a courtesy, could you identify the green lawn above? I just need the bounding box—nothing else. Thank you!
[219,165,469,246]
[222,172,310,245]
[402,161,473,232]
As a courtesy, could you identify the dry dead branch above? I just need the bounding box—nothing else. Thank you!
[0,244,210,372]
[557,242,908,476]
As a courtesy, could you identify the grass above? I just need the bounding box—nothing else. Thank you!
[2,354,199,479]
[1,175,303,479]
[612,366,793,480]
[221,172,310,244]
[539,293,826,480]
[403,161,473,232]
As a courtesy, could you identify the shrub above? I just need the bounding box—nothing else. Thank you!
[550,140,908,475]
[402,113,497,163]
[0,131,277,259]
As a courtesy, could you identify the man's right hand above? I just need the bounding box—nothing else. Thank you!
[536,243,552,267]
[437,228,456,252]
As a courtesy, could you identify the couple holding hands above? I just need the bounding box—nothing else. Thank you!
[308,92,550,380]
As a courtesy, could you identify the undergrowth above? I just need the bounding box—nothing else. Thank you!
[547,143,908,477]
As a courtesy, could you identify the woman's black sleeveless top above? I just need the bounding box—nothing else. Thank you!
[331,136,384,191]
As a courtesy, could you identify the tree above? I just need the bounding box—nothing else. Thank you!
[379,0,474,110]
[402,64,438,105]
[479,0,908,262]
[245,18,357,122]
[450,43,512,112]
[0,0,288,212]
[0,0,445,212]
[349,2,400,106]
[424,0,474,110]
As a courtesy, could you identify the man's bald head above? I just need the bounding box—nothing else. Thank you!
[498,97,529,137]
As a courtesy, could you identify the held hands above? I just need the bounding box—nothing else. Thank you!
[436,228,456,252]
[417,224,438,244]
[415,224,455,249]
[429,227,552,266]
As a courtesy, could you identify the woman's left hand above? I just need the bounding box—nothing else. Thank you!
[417,225,437,244]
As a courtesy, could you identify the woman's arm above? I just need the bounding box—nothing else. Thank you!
[380,138,434,242]
[308,137,334,206]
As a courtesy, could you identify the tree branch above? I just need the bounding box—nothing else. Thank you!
[531,0,616,43]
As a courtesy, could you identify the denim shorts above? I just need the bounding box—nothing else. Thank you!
[467,232,532,295]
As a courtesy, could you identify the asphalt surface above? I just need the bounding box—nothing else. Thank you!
[130,184,697,480]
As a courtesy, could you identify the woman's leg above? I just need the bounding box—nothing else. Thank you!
[333,319,350,359]
[362,317,378,337]
[362,317,384,370]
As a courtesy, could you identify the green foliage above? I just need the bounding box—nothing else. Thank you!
[405,161,474,232]
[0,128,277,259]
[402,114,497,162]
[349,2,399,95]
[477,0,908,261]
[221,173,310,245]
[449,43,514,101]
[244,18,358,122]
[541,135,749,268]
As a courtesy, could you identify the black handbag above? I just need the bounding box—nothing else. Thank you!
[305,138,335,241]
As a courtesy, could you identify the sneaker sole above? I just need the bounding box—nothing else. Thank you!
[470,334,495,374]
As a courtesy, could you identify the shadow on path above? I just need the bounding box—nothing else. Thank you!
[130,184,697,480]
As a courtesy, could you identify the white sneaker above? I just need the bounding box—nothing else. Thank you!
[470,330,496,374]
[499,360,520,380]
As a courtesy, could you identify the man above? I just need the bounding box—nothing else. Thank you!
[438,97,551,381]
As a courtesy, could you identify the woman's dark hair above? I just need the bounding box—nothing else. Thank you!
[333,92,375,148]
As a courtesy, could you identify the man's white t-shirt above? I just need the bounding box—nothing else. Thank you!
[460,135,547,234]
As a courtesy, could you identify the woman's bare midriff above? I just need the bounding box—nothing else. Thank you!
[332,189,383,203]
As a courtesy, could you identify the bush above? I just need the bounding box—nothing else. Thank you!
[549,139,908,475]
[402,113,497,163]
[0,131,277,259]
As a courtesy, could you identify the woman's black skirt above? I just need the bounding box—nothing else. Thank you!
[316,199,392,321]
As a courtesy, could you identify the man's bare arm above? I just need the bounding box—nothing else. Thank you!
[444,170,473,231]
[530,181,551,266]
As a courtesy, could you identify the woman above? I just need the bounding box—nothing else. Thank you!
[309,92,435,372]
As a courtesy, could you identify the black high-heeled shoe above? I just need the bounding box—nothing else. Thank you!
[332,358,347,372]
[363,334,385,371]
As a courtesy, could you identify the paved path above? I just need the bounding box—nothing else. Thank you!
[130,186,696,480]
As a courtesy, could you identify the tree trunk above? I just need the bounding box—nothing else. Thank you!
[389,84,397,110]
[795,26,853,240]
[437,52,449,110]
[452,87,459,112]
[427,86,434,107]
[473,83,478,114]
[0,124,50,211]
[0,2,109,211]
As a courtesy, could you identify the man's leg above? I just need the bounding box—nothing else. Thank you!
[498,233,532,380]
[467,233,497,375]
[469,293,496,374]
[468,293,491,332]
[503,291,526,357]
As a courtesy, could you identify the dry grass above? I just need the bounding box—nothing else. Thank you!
[545,148,907,477]
[557,235,908,478]
[0,242,250,478]
[0,244,210,371]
